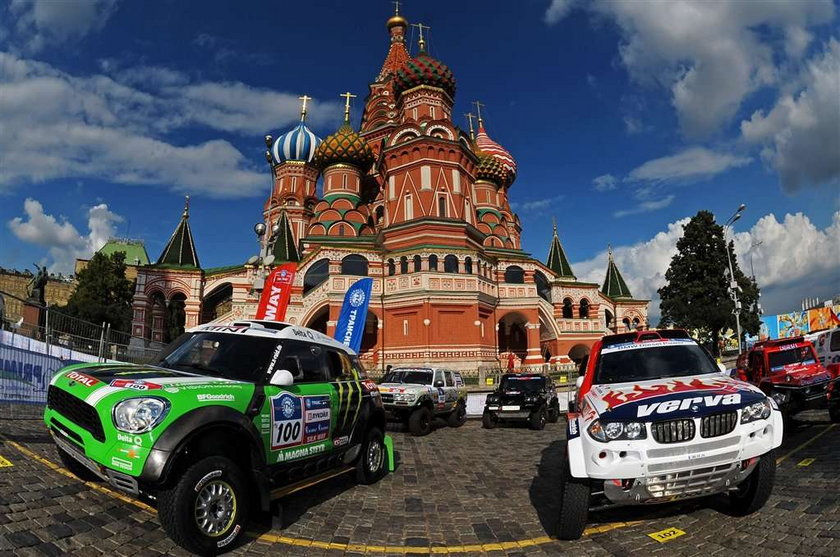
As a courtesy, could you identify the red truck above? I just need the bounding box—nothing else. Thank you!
[735,337,839,422]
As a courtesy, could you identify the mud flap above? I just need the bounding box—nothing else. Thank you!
[567,436,588,478]
[384,434,395,472]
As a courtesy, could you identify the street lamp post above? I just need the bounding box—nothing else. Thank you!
[723,204,745,353]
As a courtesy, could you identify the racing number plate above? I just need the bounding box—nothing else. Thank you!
[502,405,520,411]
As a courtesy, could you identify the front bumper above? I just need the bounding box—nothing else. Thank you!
[567,409,783,503]
[50,428,139,495]
[770,380,833,413]
[484,405,535,419]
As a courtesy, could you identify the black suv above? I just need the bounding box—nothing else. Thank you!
[482,373,561,430]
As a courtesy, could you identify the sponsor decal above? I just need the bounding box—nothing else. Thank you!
[637,393,741,417]
[437,387,445,404]
[333,435,350,447]
[567,414,580,439]
[164,387,180,393]
[267,344,283,374]
[194,470,222,492]
[217,524,241,548]
[270,393,332,449]
[119,447,139,459]
[200,325,251,333]
[276,441,327,463]
[596,378,745,410]
[109,379,162,391]
[197,393,235,402]
[66,371,99,388]
[601,338,695,355]
[110,457,133,471]
[116,432,143,445]
[362,380,379,393]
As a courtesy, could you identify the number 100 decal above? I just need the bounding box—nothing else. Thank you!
[270,393,332,450]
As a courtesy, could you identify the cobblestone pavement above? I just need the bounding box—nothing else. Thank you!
[0,410,838,556]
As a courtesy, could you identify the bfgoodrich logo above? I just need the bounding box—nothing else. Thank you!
[197,394,234,402]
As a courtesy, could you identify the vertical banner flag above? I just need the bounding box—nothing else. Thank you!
[334,278,373,352]
[255,263,297,321]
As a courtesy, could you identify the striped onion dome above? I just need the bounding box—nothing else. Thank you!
[394,50,456,99]
[475,151,509,186]
[313,121,375,171]
[475,124,516,186]
[271,122,321,164]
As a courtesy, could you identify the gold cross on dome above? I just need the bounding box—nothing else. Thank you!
[298,94,312,122]
[392,0,401,15]
[473,101,485,125]
[340,91,357,120]
[411,22,430,48]
[465,113,476,138]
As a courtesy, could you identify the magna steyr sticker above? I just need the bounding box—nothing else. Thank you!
[270,393,332,450]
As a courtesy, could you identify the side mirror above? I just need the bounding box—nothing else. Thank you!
[269,369,294,386]
[434,380,444,388]
[575,376,584,390]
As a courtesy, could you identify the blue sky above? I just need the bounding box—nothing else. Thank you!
[1,0,838,319]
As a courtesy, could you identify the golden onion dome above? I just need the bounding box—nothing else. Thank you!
[387,14,408,29]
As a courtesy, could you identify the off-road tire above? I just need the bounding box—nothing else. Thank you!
[482,411,496,429]
[447,401,467,428]
[356,427,387,484]
[829,403,840,423]
[408,406,433,436]
[557,457,590,540]
[57,448,99,482]
[729,450,776,515]
[548,402,561,423]
[529,407,547,430]
[157,456,249,556]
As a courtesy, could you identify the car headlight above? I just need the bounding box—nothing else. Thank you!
[113,397,169,433]
[524,394,539,402]
[587,419,647,442]
[770,391,790,406]
[394,393,416,403]
[487,394,500,403]
[740,399,772,424]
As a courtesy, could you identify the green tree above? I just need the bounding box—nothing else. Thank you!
[61,251,135,333]
[658,210,760,356]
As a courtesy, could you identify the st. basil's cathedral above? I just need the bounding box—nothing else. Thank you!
[128,7,648,372]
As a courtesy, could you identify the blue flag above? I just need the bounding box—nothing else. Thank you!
[334,277,373,353]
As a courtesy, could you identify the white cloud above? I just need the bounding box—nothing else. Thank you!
[627,147,752,183]
[741,39,840,191]
[510,196,564,212]
[545,0,835,137]
[9,0,120,52]
[614,195,675,218]
[572,210,840,322]
[0,51,342,197]
[7,198,123,273]
[544,0,578,25]
[593,173,618,191]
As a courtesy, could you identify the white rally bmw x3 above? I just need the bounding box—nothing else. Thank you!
[559,329,783,539]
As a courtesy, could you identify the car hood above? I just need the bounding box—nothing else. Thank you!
[51,362,251,405]
[378,383,431,395]
[583,373,767,422]
[765,364,831,386]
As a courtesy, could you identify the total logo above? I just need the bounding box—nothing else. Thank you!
[636,394,741,417]
[66,371,99,388]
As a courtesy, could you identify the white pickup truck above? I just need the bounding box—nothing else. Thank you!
[378,367,467,436]
[559,329,783,539]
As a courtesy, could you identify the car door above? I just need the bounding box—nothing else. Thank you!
[443,370,458,409]
[258,340,336,467]
[432,369,447,410]
[324,349,364,446]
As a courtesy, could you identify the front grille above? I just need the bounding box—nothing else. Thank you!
[651,419,695,444]
[47,386,105,442]
[647,463,736,499]
[700,411,737,438]
[380,393,394,404]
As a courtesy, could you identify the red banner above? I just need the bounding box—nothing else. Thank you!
[255,263,297,321]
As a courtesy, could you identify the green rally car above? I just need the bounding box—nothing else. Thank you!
[44,320,391,555]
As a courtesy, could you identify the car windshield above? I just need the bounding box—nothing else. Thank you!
[768,346,816,372]
[382,370,432,385]
[595,340,719,384]
[156,332,279,382]
[501,376,545,392]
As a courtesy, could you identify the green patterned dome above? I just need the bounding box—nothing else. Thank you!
[314,122,375,171]
[475,152,509,186]
[394,51,456,99]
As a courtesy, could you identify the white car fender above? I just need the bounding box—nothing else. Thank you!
[566,414,588,478]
